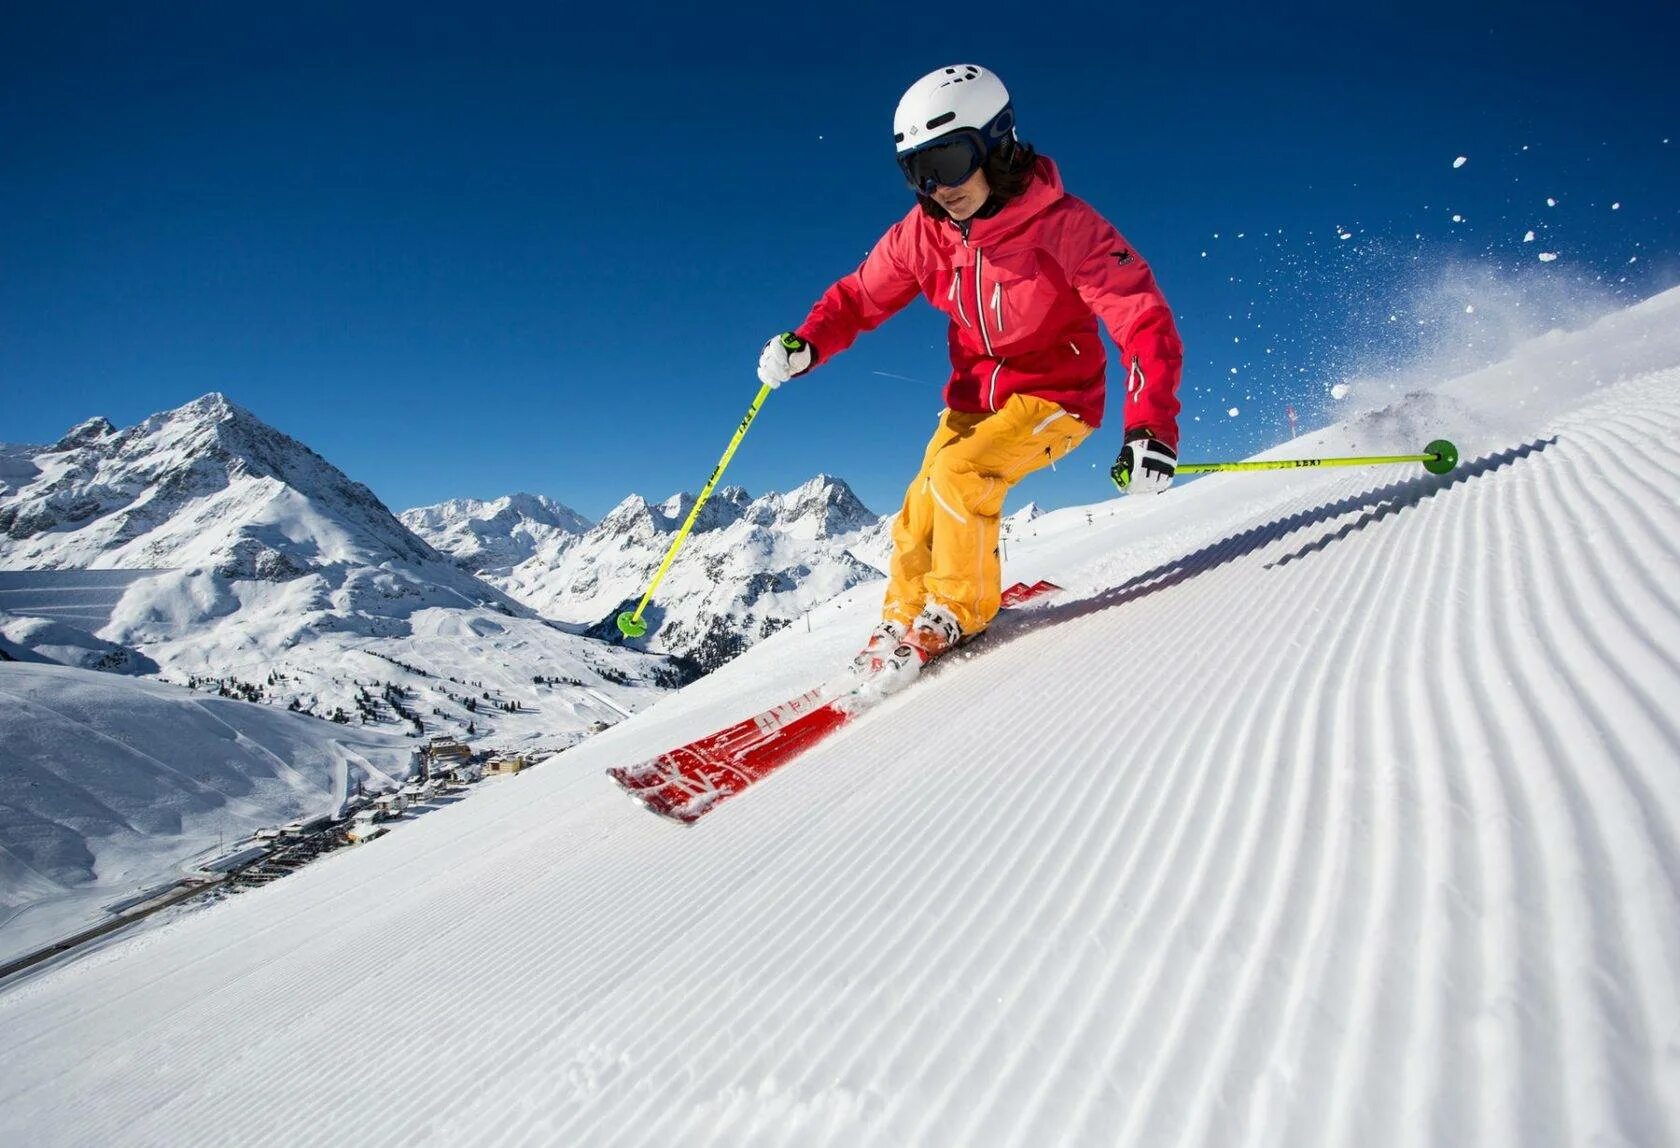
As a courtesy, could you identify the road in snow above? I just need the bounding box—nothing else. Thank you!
[1,291,1678,1145]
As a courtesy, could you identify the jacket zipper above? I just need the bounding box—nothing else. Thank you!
[972,246,994,358]
[948,275,969,328]
[967,241,1000,409]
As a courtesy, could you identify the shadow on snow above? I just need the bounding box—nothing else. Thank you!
[992,436,1555,640]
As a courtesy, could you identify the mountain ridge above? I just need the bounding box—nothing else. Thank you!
[406,472,891,671]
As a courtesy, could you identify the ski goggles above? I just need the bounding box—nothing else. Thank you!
[896,105,1015,195]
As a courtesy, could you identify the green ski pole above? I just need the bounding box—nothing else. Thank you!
[616,381,777,639]
[1112,438,1458,492]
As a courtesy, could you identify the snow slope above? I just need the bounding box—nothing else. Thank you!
[0,663,416,965]
[1,290,1677,1145]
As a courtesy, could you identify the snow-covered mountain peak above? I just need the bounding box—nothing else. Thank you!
[502,491,587,528]
[131,392,263,459]
[52,415,118,451]
[1,392,437,573]
[1005,501,1042,529]
[405,492,588,532]
[594,492,656,543]
[591,485,753,546]
[398,492,591,572]
[655,485,753,533]
[454,474,887,670]
[400,472,889,670]
[179,390,237,420]
[654,491,687,521]
[747,473,877,539]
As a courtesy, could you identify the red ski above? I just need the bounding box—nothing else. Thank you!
[998,578,1059,609]
[608,580,1063,823]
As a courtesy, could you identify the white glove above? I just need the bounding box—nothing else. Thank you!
[1111,428,1177,494]
[757,332,815,388]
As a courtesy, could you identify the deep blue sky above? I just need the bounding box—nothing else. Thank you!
[4,1,1676,521]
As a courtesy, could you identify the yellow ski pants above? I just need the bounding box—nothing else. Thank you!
[883,393,1092,635]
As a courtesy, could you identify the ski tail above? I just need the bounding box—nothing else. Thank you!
[999,579,1060,608]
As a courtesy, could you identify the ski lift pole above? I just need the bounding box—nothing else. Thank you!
[616,383,776,639]
[1113,438,1459,491]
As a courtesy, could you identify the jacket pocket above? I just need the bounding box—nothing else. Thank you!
[982,250,1061,349]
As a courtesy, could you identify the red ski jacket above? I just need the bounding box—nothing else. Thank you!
[796,156,1183,441]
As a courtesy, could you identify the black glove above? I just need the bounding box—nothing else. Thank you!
[1111,427,1177,494]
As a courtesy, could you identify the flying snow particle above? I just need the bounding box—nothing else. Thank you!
[1227,407,1241,417]
[1338,230,1353,241]
[1465,304,1475,314]
[1611,202,1621,210]
[1330,383,1351,400]
[1452,214,1464,223]
[1524,230,1536,242]
[1538,252,1559,262]
[1546,197,1557,207]
[1453,156,1468,168]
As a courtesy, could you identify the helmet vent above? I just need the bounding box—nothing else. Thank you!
[937,65,982,88]
[925,111,956,130]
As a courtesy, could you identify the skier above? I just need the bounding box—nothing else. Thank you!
[757,64,1184,687]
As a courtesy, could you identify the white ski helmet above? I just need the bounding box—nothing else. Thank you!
[893,64,1014,155]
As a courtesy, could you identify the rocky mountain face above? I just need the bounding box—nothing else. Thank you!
[406,475,892,672]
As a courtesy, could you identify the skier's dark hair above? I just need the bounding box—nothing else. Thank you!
[917,140,1039,224]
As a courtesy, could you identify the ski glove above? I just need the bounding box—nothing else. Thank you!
[757,332,815,388]
[1112,427,1177,494]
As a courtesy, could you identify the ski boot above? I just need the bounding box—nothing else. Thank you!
[851,619,908,679]
[871,603,963,696]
